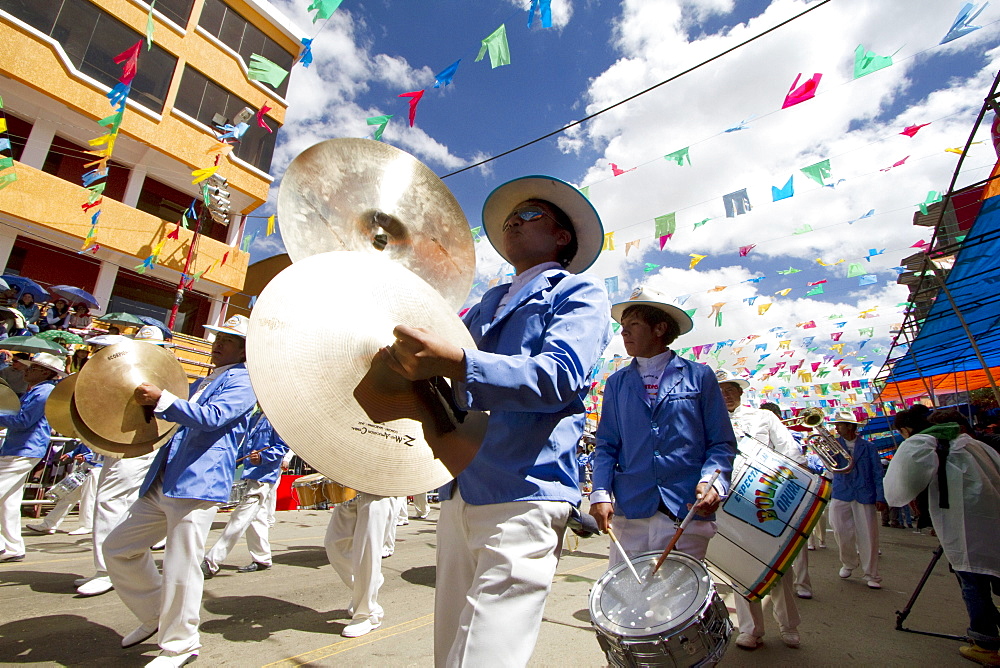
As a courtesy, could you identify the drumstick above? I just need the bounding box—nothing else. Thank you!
[606,527,642,584]
[650,469,721,577]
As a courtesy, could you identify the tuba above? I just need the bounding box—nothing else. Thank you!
[783,407,855,473]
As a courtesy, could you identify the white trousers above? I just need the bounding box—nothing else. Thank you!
[266,478,278,527]
[383,496,403,554]
[91,453,156,577]
[413,492,429,517]
[0,456,39,557]
[734,572,801,636]
[38,466,98,531]
[434,488,571,668]
[792,546,811,594]
[396,496,409,522]
[324,493,393,625]
[104,481,218,654]
[205,479,274,569]
[609,512,716,565]
[807,506,828,549]
[830,499,881,582]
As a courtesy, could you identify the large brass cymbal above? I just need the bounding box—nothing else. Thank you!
[73,339,189,444]
[247,251,480,497]
[45,374,78,437]
[277,138,475,310]
[0,377,19,416]
[69,395,176,458]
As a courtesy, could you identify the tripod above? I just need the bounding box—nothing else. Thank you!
[895,545,967,641]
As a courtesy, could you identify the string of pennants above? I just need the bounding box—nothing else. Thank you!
[0,96,16,191]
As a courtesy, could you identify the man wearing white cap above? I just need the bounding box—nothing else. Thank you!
[0,352,64,562]
[828,409,886,589]
[381,175,612,666]
[104,315,257,667]
[75,326,172,597]
[589,286,736,564]
[718,370,805,650]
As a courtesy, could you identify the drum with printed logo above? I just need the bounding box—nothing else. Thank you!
[705,439,831,601]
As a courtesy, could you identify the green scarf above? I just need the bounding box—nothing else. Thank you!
[919,423,960,441]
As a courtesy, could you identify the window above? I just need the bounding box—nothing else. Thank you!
[136,177,229,243]
[42,135,130,202]
[198,0,294,98]
[174,66,281,173]
[146,0,193,28]
[0,0,178,113]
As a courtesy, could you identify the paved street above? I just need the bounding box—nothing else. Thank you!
[0,503,972,666]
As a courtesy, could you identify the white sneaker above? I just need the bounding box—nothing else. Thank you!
[867,580,882,589]
[735,632,761,649]
[839,567,853,578]
[68,527,92,536]
[796,586,812,599]
[77,575,113,596]
[26,523,54,534]
[145,651,197,667]
[342,618,381,638]
[121,621,158,648]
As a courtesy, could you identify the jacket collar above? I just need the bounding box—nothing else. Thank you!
[479,267,569,338]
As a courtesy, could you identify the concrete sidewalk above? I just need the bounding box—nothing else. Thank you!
[0,505,972,666]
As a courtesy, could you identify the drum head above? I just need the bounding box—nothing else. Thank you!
[590,551,712,638]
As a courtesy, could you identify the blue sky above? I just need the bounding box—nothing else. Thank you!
[245,0,1000,397]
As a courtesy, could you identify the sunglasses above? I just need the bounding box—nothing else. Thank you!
[502,206,559,232]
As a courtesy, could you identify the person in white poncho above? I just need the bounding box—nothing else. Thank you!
[884,407,1000,667]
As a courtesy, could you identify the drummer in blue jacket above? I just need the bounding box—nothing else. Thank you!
[0,352,65,562]
[202,412,288,576]
[104,315,257,668]
[589,287,737,563]
[381,176,611,666]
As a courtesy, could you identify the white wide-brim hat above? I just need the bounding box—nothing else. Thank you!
[610,286,694,335]
[134,325,174,347]
[205,314,248,338]
[714,368,750,390]
[832,410,864,425]
[86,334,130,349]
[27,352,67,378]
[482,175,604,274]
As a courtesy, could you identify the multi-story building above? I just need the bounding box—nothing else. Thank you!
[0,0,304,333]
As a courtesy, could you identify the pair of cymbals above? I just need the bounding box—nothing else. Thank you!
[277,138,475,310]
[248,251,481,497]
[45,339,189,457]
[0,377,20,416]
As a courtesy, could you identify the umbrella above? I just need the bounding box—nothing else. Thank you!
[1,275,49,300]
[97,312,145,327]
[0,307,26,332]
[49,285,100,309]
[0,335,68,356]
[36,329,84,345]
[138,316,172,340]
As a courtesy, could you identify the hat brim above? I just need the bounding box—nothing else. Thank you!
[833,416,864,424]
[204,325,247,338]
[27,361,66,378]
[610,300,694,335]
[482,176,603,274]
[719,378,750,390]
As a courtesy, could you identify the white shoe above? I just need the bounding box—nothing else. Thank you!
[68,527,92,536]
[145,651,197,667]
[395,519,409,526]
[74,576,93,587]
[867,580,882,589]
[26,523,54,534]
[121,621,158,648]
[796,586,812,599]
[342,618,381,638]
[735,632,761,649]
[839,567,853,578]
[381,550,393,558]
[77,575,113,596]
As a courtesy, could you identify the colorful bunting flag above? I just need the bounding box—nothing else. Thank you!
[476,24,511,69]
[940,2,987,44]
[602,232,615,251]
[694,218,711,230]
[664,147,691,166]
[881,155,909,171]
[722,189,751,217]
[625,239,640,256]
[800,159,831,186]
[900,123,930,137]
[918,191,943,215]
[853,44,894,79]
[266,215,275,236]
[772,176,794,201]
[644,263,659,273]
[847,262,865,278]
[299,38,314,68]
[739,244,756,257]
[778,267,800,274]
[859,274,878,286]
[398,90,425,127]
[527,0,553,28]
[849,209,875,224]
[805,284,824,296]
[434,59,461,88]
[782,73,822,108]
[605,276,619,296]
[367,115,392,141]
[308,0,344,22]
[793,224,813,235]
[145,0,155,50]
[248,54,289,88]
[689,254,707,269]
[775,288,792,296]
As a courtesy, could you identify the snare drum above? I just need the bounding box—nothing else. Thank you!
[590,551,732,667]
[705,439,831,601]
[322,481,357,506]
[292,473,328,509]
[47,469,87,502]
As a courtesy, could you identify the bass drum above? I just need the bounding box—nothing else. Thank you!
[590,551,732,667]
[705,439,831,601]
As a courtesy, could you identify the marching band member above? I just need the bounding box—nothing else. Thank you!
[589,287,736,563]
[202,412,289,576]
[718,370,805,650]
[0,352,64,563]
[104,315,256,667]
[74,327,167,597]
[381,176,611,666]
[324,490,396,637]
[828,409,886,589]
